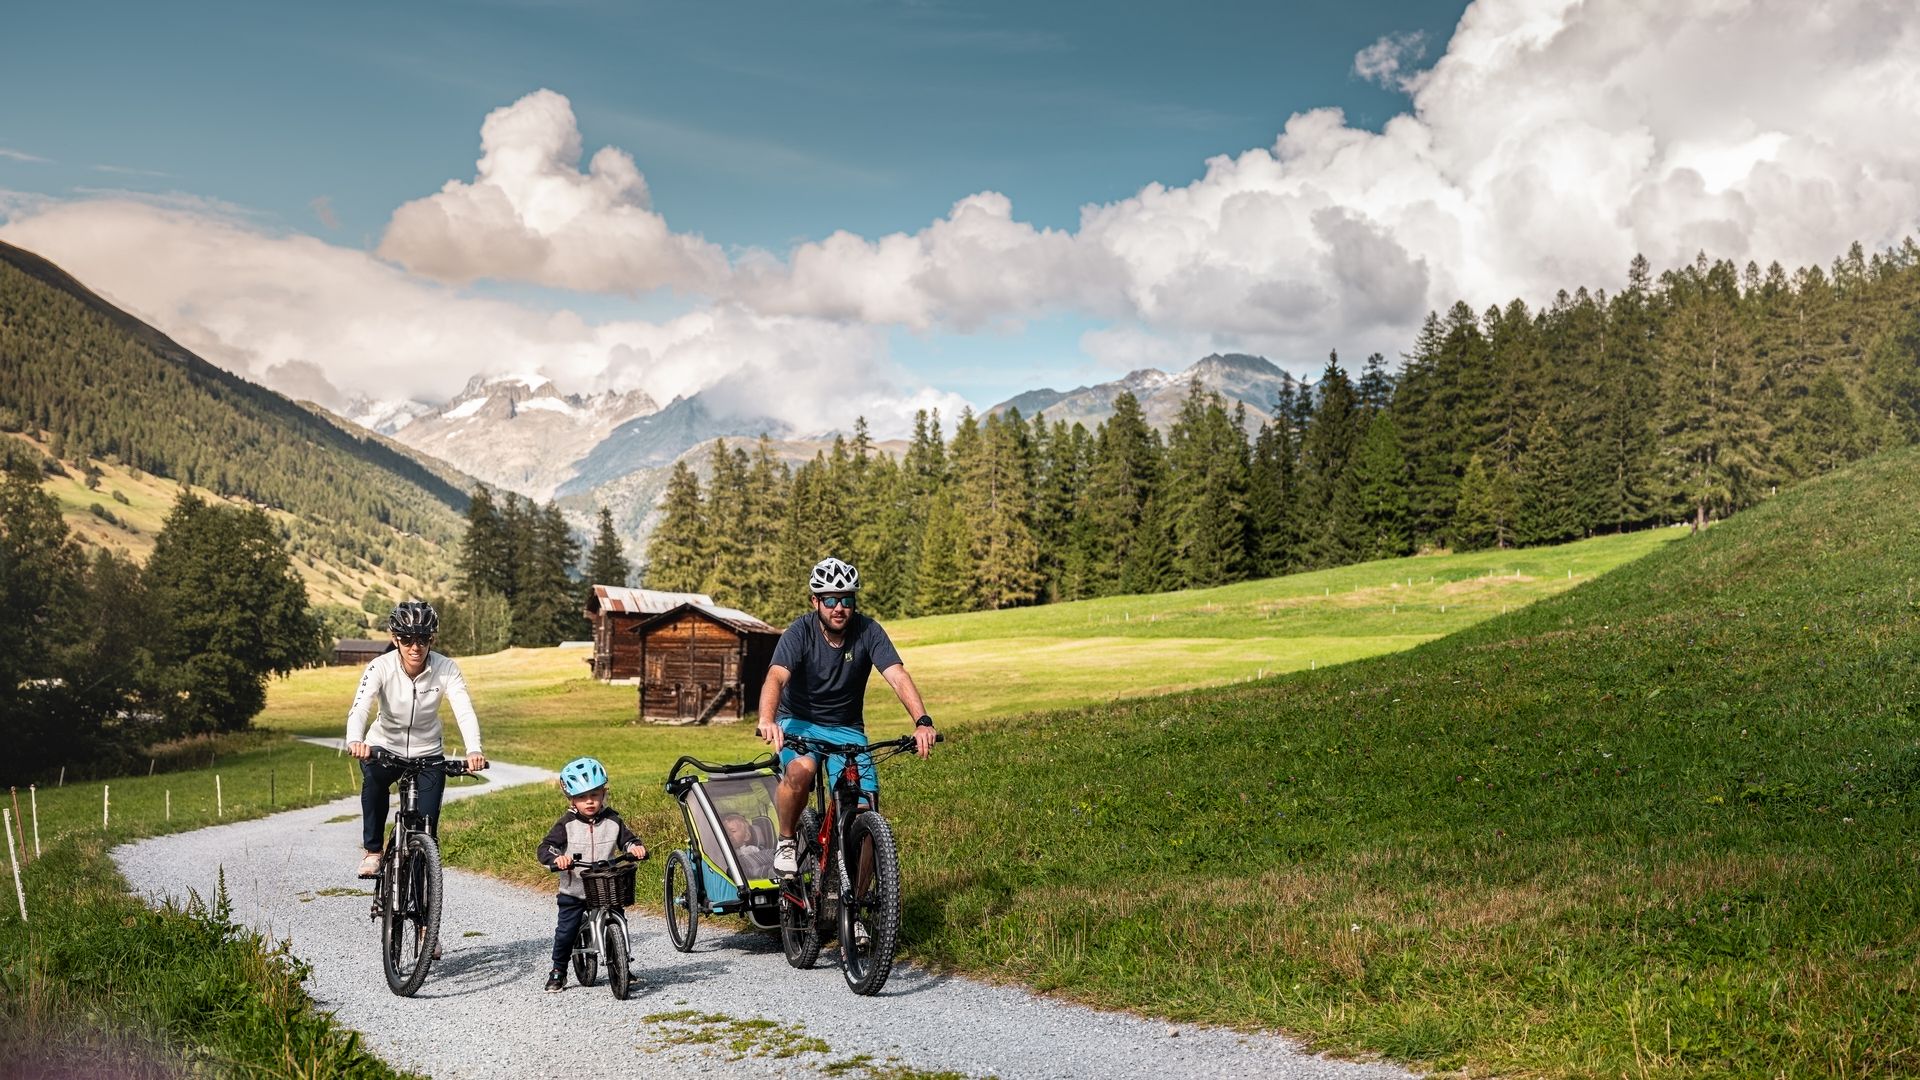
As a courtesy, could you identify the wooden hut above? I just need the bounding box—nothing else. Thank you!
[331,638,389,666]
[633,603,782,724]
[585,586,713,681]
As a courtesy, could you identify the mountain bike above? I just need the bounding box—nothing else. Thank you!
[365,747,476,996]
[777,732,937,995]
[560,852,646,1000]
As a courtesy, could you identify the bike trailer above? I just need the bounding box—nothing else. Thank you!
[663,754,783,932]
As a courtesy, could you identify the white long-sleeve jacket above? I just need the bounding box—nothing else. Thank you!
[344,650,483,759]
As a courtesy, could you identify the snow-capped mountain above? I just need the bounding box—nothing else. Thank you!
[385,374,659,501]
[990,353,1297,433]
[343,394,435,435]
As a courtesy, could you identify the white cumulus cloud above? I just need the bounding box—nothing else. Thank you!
[377,89,728,294]
[0,197,958,439]
[375,2,1920,374]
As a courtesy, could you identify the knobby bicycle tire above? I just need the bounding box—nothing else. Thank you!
[573,925,599,987]
[664,850,698,952]
[605,913,633,999]
[839,811,901,996]
[383,832,442,996]
[781,809,824,969]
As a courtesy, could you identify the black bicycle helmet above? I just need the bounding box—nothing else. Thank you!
[809,557,859,594]
[388,600,439,637]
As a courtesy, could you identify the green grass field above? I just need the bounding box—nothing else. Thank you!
[0,733,409,1077]
[256,531,1670,892]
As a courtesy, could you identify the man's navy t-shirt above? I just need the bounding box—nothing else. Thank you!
[771,612,902,732]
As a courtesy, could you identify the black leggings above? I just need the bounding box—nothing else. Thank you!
[360,757,446,853]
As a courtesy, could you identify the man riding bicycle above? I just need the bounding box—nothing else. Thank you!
[758,557,936,876]
[345,600,488,878]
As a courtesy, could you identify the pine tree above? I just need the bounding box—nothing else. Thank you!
[1348,410,1411,559]
[458,484,513,599]
[511,502,583,646]
[959,412,1042,609]
[1595,256,1662,532]
[913,496,973,615]
[1295,353,1360,568]
[1514,412,1581,546]
[1075,393,1163,597]
[646,461,708,592]
[1658,258,1772,530]
[1163,380,1249,587]
[1452,454,1498,552]
[701,440,752,604]
[739,436,789,617]
[586,506,630,590]
[146,494,323,731]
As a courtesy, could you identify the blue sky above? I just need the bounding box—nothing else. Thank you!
[4,1,1912,429]
[3,0,1461,248]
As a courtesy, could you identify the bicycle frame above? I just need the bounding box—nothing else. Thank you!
[777,732,933,994]
[565,854,640,998]
[364,748,470,997]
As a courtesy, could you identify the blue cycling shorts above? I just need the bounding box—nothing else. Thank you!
[778,717,878,794]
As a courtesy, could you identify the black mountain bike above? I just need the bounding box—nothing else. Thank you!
[365,747,476,996]
[777,732,936,995]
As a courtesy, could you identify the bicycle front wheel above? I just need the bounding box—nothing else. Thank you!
[664,850,698,952]
[382,833,442,996]
[605,913,633,1000]
[838,811,901,996]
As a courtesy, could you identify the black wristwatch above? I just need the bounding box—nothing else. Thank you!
[915,714,934,728]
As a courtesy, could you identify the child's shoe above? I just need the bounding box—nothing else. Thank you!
[544,968,566,993]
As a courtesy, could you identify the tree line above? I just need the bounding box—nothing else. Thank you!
[440,487,611,652]
[640,239,1920,620]
[1,444,322,783]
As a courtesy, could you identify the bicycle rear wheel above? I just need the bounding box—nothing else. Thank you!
[780,810,823,969]
[382,833,442,996]
[605,913,633,1000]
[664,850,698,952]
[572,924,599,987]
[839,811,901,996]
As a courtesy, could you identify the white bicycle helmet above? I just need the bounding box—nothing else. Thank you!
[809,557,860,594]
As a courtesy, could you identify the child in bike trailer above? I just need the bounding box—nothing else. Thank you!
[535,756,647,993]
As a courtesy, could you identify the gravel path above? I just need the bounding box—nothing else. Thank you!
[113,746,1413,1080]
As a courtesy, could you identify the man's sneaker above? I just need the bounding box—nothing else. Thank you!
[544,968,566,993]
[773,837,799,876]
[356,852,381,878]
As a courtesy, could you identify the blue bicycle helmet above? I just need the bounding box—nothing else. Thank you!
[560,756,609,796]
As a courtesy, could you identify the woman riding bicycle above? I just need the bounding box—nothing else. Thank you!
[757,558,936,875]
[346,600,487,878]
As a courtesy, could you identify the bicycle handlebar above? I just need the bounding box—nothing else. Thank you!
[549,851,647,872]
[365,746,480,776]
[780,731,944,759]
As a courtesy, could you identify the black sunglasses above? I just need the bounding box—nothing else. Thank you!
[396,634,432,647]
[817,595,856,610]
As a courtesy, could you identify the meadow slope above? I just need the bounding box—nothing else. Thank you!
[881,447,1920,1075]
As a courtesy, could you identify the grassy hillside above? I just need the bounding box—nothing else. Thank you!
[878,446,1920,1075]
[13,431,444,610]
[258,530,1670,910]
[0,240,468,605]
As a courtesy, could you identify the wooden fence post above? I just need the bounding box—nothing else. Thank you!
[3,810,23,923]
